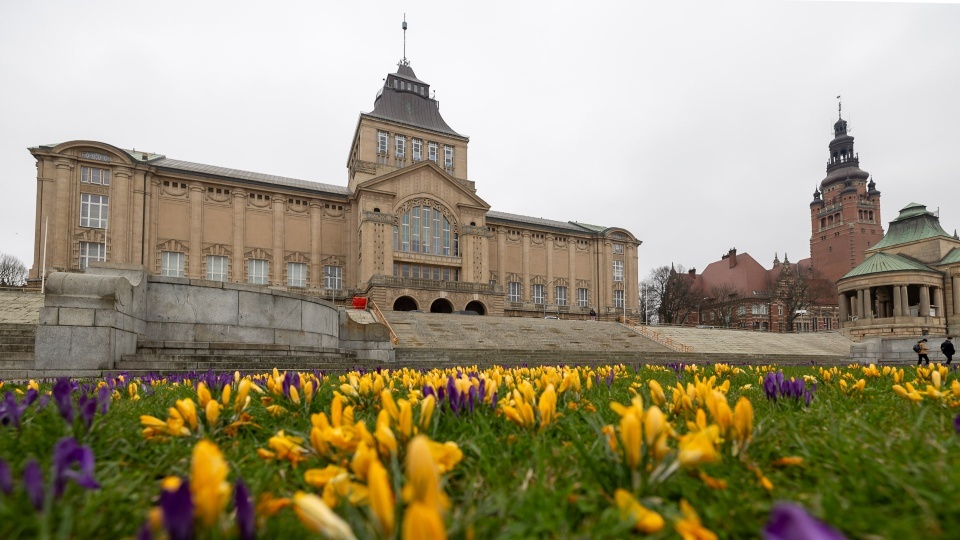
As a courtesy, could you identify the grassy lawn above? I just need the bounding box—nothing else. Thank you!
[1,362,958,539]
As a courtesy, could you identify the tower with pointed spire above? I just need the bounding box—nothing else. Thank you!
[809,99,884,284]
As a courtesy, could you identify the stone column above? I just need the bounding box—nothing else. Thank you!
[920,285,931,318]
[864,288,873,319]
[272,196,285,285]
[130,171,148,267]
[849,295,857,319]
[189,185,205,278]
[53,159,74,270]
[545,234,554,303]
[310,201,323,286]
[953,276,960,316]
[521,232,530,302]
[856,289,864,318]
[934,287,944,317]
[497,228,506,287]
[112,167,132,264]
[145,179,160,271]
[838,293,848,322]
[902,285,910,317]
[567,237,576,294]
[893,285,903,317]
[232,190,247,282]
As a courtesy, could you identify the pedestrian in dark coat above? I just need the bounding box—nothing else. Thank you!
[941,337,955,365]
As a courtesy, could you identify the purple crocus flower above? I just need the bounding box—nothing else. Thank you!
[78,392,97,431]
[468,385,477,414]
[137,521,153,540]
[160,479,194,540]
[52,437,100,498]
[97,385,111,416]
[23,388,38,407]
[23,459,44,511]
[0,458,12,495]
[1,392,25,428]
[52,378,75,424]
[235,478,255,540]
[445,376,460,417]
[605,370,615,389]
[763,372,779,401]
[954,413,960,434]
[763,502,846,540]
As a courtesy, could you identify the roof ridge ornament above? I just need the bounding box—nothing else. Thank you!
[399,15,410,67]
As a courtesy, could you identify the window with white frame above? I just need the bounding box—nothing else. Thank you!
[443,145,454,169]
[395,135,406,162]
[78,241,105,271]
[412,138,422,162]
[508,282,521,302]
[377,131,388,154]
[578,287,589,308]
[614,289,624,308]
[324,265,342,290]
[532,284,545,304]
[248,259,269,285]
[288,262,306,288]
[206,255,228,281]
[80,194,109,228]
[428,142,438,163]
[613,243,624,255]
[161,251,185,277]
[613,260,623,282]
[738,304,746,316]
[556,286,567,306]
[398,205,454,256]
[80,166,110,186]
[752,303,768,315]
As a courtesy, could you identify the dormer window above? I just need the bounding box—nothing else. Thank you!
[428,142,438,163]
[412,138,423,162]
[377,131,388,154]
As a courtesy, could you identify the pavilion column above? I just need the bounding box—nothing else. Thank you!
[838,293,848,322]
[920,285,931,318]
[232,190,247,282]
[521,232,530,303]
[856,289,864,318]
[546,234,554,303]
[497,228,506,287]
[189,185,205,278]
[934,287,944,317]
[953,276,960,315]
[864,288,873,319]
[272,196,285,286]
[567,237,576,301]
[893,285,903,317]
[310,201,323,287]
[901,285,910,317]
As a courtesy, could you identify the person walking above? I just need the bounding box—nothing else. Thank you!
[940,337,955,365]
[916,338,930,366]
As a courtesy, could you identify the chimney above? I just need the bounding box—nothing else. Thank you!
[728,248,737,269]
[688,268,696,276]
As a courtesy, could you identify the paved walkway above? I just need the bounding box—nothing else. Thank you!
[632,325,852,356]
[0,290,42,324]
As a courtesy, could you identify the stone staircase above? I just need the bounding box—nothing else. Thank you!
[632,326,852,358]
[0,324,36,372]
[116,341,360,373]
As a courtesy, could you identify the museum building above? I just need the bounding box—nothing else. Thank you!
[26,59,640,320]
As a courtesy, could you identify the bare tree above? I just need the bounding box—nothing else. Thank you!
[0,253,27,287]
[643,264,696,325]
[707,283,746,328]
[771,264,833,332]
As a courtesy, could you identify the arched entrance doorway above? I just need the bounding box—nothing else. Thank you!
[393,296,419,311]
[430,298,454,313]
[465,300,486,315]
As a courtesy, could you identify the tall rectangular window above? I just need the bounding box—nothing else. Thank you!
[288,262,306,288]
[508,282,521,302]
[556,286,567,306]
[377,131,388,154]
[395,135,406,162]
[613,243,624,255]
[422,208,431,254]
[532,284,545,304]
[613,260,624,282]
[442,219,451,256]
[80,194,109,228]
[432,209,441,255]
[78,241,105,271]
[614,289,624,308]
[411,206,421,252]
[324,265,342,290]
[443,145,454,169]
[578,287,589,308]
[401,213,410,251]
[248,259,269,285]
[412,138,423,161]
[80,166,110,186]
[161,251,185,277]
[206,255,228,281]
[428,142,438,163]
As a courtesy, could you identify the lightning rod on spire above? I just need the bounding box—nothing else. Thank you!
[401,15,409,66]
[837,95,842,118]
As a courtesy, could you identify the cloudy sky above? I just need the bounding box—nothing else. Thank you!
[2,0,959,284]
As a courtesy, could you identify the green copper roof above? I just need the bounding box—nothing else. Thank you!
[841,252,937,279]
[940,247,960,265]
[868,202,952,251]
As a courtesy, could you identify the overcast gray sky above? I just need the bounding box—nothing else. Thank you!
[2,0,959,284]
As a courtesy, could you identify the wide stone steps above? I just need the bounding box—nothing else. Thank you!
[629,326,853,356]
[117,340,359,373]
[0,324,36,367]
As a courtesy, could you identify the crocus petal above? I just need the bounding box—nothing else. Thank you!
[53,378,75,424]
[24,460,44,510]
[763,502,846,540]
[0,458,12,494]
[160,479,194,540]
[293,491,358,540]
[235,478,255,540]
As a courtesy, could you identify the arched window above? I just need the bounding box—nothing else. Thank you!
[395,204,458,256]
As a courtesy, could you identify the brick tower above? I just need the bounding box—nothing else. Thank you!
[809,103,883,284]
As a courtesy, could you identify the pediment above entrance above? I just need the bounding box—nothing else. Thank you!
[355,161,489,213]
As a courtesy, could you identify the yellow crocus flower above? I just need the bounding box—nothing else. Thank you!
[293,491,358,540]
[402,501,446,540]
[399,399,414,439]
[304,465,348,488]
[175,398,198,432]
[191,439,231,527]
[205,400,220,427]
[675,499,718,540]
[614,489,665,533]
[649,380,666,406]
[620,412,642,470]
[403,435,448,513]
[678,426,721,467]
[350,440,378,481]
[235,379,251,414]
[538,384,558,431]
[368,459,395,537]
[427,440,464,474]
[419,395,436,431]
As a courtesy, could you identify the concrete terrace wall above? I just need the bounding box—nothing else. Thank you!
[146,276,340,349]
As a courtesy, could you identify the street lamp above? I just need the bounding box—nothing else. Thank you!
[697,297,711,327]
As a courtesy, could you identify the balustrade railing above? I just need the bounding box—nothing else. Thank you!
[368,299,399,345]
[630,325,694,353]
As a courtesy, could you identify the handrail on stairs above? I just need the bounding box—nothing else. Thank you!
[627,324,694,353]
[368,299,399,345]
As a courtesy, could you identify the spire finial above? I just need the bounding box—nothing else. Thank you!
[401,15,409,66]
[837,95,842,118]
